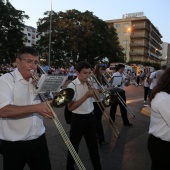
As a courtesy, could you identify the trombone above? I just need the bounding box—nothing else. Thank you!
[88,72,120,139]
[31,65,86,170]
[102,72,135,118]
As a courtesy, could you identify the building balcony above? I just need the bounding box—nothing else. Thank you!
[132,25,150,30]
[129,52,148,56]
[130,43,149,48]
[131,34,149,39]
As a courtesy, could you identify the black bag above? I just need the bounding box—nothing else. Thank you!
[64,82,75,124]
[64,104,73,124]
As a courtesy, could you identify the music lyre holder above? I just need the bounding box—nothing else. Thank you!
[34,75,68,95]
[110,76,122,86]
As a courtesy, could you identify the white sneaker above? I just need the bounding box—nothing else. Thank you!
[144,104,149,107]
[144,100,146,104]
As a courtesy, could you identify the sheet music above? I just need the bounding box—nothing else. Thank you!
[34,75,68,94]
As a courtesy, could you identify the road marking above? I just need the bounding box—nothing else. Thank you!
[126,97,143,104]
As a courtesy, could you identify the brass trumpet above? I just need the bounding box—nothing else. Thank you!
[31,65,86,170]
[88,72,120,139]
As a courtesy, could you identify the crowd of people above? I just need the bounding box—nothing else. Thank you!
[0,46,169,170]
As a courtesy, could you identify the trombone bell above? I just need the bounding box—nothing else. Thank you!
[53,88,74,108]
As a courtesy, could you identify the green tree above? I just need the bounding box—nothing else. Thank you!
[37,9,124,66]
[0,0,29,63]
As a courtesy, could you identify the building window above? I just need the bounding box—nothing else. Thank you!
[36,35,39,38]
[28,40,30,43]
[28,33,31,36]
[123,40,128,44]
[115,24,120,29]
[124,23,129,27]
[123,32,128,36]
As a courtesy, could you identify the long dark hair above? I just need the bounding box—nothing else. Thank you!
[150,68,170,101]
[94,64,106,85]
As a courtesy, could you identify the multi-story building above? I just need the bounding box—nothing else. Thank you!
[161,42,170,67]
[106,12,163,63]
[23,25,40,46]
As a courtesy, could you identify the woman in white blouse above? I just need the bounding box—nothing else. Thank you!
[148,68,170,170]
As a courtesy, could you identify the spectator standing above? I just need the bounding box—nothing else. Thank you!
[68,63,75,80]
[148,68,170,170]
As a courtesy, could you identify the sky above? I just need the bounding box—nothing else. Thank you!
[9,0,170,43]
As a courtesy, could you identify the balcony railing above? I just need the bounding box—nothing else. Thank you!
[132,25,150,30]
[129,52,148,56]
[130,43,149,48]
[131,34,149,39]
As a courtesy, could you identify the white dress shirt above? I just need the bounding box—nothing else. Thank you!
[67,78,94,114]
[149,92,170,141]
[0,68,45,141]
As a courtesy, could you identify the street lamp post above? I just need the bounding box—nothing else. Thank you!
[48,0,52,67]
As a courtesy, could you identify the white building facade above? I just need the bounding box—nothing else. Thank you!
[23,26,40,46]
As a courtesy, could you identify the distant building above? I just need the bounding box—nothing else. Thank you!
[23,25,40,46]
[161,42,170,67]
[105,12,163,64]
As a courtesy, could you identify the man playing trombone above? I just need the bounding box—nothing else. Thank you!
[0,46,52,170]
[109,64,133,126]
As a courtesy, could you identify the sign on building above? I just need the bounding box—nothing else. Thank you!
[123,12,144,18]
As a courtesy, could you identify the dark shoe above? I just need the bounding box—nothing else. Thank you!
[124,123,133,127]
[98,141,108,146]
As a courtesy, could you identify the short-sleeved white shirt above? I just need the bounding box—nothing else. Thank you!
[0,68,45,141]
[149,92,170,141]
[67,78,94,114]
[149,71,157,89]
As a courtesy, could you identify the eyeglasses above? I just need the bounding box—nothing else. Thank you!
[21,58,39,65]
[100,63,107,68]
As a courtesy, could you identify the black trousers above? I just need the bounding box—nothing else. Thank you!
[110,91,130,125]
[67,113,102,170]
[144,86,149,101]
[1,134,51,170]
[148,134,170,170]
[93,102,105,143]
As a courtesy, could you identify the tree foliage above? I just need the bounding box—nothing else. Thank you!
[0,0,29,63]
[37,9,124,66]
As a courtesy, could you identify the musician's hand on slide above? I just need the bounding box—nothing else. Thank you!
[37,102,53,119]
[85,89,93,98]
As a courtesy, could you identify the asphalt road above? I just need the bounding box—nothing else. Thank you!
[0,84,151,170]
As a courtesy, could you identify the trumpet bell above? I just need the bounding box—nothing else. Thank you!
[53,88,74,108]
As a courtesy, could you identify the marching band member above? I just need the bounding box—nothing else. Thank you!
[66,61,101,170]
[0,46,52,170]
[109,64,133,126]
[93,63,108,146]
